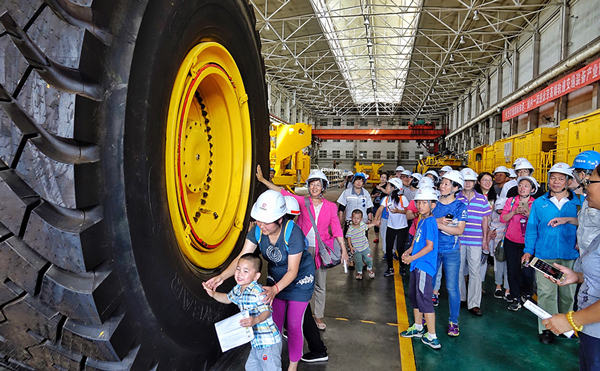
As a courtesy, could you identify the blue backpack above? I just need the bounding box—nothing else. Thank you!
[254,219,308,252]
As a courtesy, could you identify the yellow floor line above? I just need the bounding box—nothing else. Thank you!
[394,260,417,371]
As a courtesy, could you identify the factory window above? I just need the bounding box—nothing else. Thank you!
[333,139,341,142]
[373,140,381,143]
[319,150,327,158]
[400,151,409,159]
[387,140,395,143]
[332,150,340,159]
[333,118,341,126]
[322,139,327,143]
[319,118,328,127]
[345,151,354,159]
[359,151,367,159]
[359,119,367,126]
[415,151,424,159]
[346,140,354,143]
[387,151,395,159]
[360,140,368,142]
[346,119,355,126]
[401,140,409,143]
[373,151,381,159]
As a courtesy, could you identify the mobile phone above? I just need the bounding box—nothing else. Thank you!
[526,257,566,283]
[445,214,454,219]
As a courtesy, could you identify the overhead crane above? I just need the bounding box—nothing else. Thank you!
[311,127,448,141]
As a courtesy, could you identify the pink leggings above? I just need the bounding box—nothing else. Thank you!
[272,298,308,362]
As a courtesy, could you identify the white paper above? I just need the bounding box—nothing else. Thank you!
[214,310,255,352]
[523,300,575,338]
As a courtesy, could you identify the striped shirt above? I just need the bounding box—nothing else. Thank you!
[346,222,370,252]
[227,281,281,349]
[457,190,491,245]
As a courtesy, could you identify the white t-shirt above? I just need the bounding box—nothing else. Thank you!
[382,195,409,229]
[305,203,322,247]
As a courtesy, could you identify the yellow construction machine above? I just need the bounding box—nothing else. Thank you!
[355,162,384,184]
[414,155,462,174]
[270,122,312,191]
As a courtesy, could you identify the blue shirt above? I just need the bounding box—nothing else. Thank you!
[410,216,438,277]
[227,281,281,349]
[432,198,468,252]
[247,224,315,302]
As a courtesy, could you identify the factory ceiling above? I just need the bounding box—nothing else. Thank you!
[250,0,556,119]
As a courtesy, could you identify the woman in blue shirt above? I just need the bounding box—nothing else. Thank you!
[206,190,315,371]
[431,170,468,337]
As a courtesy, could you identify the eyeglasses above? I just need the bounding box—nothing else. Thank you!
[582,179,600,187]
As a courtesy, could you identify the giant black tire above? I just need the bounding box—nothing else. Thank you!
[0,0,269,370]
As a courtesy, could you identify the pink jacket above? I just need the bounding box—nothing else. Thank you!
[500,195,534,244]
[282,190,344,268]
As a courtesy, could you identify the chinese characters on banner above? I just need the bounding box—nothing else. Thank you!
[502,57,600,122]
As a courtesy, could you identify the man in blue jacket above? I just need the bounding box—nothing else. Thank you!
[522,163,580,345]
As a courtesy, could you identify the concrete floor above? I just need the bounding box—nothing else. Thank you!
[222,186,580,371]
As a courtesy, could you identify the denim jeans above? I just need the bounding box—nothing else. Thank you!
[434,248,461,324]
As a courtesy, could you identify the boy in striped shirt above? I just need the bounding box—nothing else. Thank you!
[456,169,491,316]
[346,209,377,280]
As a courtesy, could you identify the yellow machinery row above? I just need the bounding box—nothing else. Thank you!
[466,109,600,179]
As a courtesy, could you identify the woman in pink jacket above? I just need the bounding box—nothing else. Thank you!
[257,165,348,361]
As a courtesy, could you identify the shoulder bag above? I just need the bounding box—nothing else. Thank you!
[304,197,342,268]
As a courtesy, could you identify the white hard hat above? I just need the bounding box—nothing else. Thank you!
[251,190,287,223]
[508,169,517,178]
[395,166,405,172]
[424,170,440,182]
[388,178,404,192]
[513,157,528,167]
[284,196,301,216]
[548,162,573,178]
[494,197,506,211]
[440,165,453,173]
[514,159,534,174]
[306,170,329,189]
[460,168,478,181]
[517,176,539,195]
[412,173,423,182]
[442,170,465,190]
[414,186,439,201]
[493,166,510,175]
[400,170,413,177]
[417,177,435,189]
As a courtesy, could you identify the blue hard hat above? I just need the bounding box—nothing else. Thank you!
[352,172,367,182]
[270,167,275,172]
[571,151,600,171]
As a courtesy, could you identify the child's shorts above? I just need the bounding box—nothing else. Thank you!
[408,268,434,314]
[245,341,282,371]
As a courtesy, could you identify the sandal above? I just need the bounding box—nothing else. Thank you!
[316,321,327,330]
[356,272,363,280]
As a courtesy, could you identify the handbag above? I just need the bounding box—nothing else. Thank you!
[304,197,342,268]
[494,197,516,263]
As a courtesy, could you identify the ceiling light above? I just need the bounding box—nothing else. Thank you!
[367,40,373,47]
[281,44,286,51]
[364,19,369,26]
[442,68,446,74]
[432,88,435,93]
[449,54,454,62]
[369,57,375,64]
[265,23,270,31]
[473,10,479,21]
[460,35,465,44]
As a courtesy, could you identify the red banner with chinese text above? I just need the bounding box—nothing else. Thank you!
[502,57,600,122]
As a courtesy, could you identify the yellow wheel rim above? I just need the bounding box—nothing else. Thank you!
[166,42,252,269]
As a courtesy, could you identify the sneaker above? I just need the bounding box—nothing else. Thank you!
[522,295,536,304]
[432,294,439,307]
[494,289,503,299]
[383,268,394,277]
[373,238,379,243]
[447,322,459,337]
[382,254,387,260]
[301,351,329,363]
[393,253,400,261]
[367,269,375,279]
[421,334,441,349]
[508,301,521,311]
[399,266,406,276]
[400,324,425,338]
[355,272,363,280]
[504,293,514,302]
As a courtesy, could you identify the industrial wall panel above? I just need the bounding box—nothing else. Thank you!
[490,70,498,105]
[538,102,556,127]
[569,0,600,56]
[539,16,561,76]
[502,62,511,98]
[517,39,533,89]
[471,92,476,120]
[567,85,594,118]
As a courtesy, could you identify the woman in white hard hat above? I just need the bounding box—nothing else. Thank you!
[256,165,347,362]
[522,163,581,345]
[206,189,315,370]
[377,177,410,277]
[431,170,467,337]
[456,168,491,317]
[542,163,600,370]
